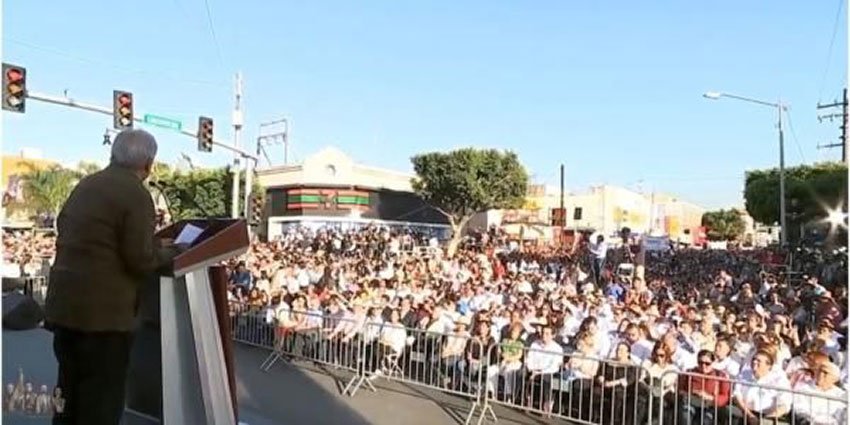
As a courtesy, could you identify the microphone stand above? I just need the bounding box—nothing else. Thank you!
[148,180,175,227]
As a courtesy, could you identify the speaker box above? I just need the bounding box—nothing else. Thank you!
[2,292,45,330]
[2,277,26,292]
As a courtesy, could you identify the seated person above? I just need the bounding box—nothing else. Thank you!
[731,349,792,424]
[676,349,731,425]
[789,361,846,425]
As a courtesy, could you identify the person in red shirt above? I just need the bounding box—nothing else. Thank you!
[676,349,732,425]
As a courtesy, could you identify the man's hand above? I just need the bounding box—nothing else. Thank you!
[160,238,174,247]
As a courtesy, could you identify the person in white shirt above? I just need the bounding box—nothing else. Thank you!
[713,338,742,379]
[790,361,847,425]
[378,309,409,356]
[589,235,607,284]
[731,349,792,423]
[609,323,650,363]
[524,326,564,414]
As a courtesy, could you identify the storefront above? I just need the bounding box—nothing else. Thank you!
[257,147,451,240]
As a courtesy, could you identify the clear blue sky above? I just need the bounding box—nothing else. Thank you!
[3,1,847,209]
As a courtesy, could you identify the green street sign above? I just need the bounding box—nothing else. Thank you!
[143,114,182,131]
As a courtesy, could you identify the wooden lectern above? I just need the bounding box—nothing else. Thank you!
[125,219,249,425]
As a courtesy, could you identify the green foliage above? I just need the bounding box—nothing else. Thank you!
[13,164,79,218]
[155,166,262,220]
[744,162,847,226]
[411,148,529,224]
[76,161,101,176]
[701,208,746,241]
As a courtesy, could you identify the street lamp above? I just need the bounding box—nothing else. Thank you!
[704,91,789,246]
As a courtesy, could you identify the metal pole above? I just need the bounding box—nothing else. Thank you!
[243,158,254,221]
[284,122,290,165]
[843,88,848,164]
[559,165,565,243]
[778,102,787,246]
[231,72,244,218]
[25,91,257,160]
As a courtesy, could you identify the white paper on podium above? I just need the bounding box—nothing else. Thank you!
[175,223,204,245]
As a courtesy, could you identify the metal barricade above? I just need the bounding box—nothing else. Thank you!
[658,370,848,425]
[229,311,850,425]
[347,321,491,424]
[229,302,276,349]
[22,276,49,305]
[251,307,376,395]
[479,344,644,425]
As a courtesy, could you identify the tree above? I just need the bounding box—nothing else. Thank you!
[411,148,528,256]
[701,209,746,241]
[154,166,261,221]
[744,162,847,240]
[13,164,79,228]
[76,161,101,176]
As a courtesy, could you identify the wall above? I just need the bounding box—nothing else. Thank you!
[257,147,413,193]
[257,147,449,238]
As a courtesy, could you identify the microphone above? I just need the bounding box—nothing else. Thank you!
[148,180,215,219]
[148,180,175,227]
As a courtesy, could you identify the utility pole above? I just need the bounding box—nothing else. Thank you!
[248,118,288,219]
[816,88,848,163]
[778,101,788,246]
[231,72,244,218]
[256,118,290,167]
[559,164,565,243]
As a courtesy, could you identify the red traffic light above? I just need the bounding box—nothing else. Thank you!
[113,90,134,130]
[6,68,23,83]
[2,63,26,113]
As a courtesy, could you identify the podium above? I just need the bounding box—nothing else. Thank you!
[125,219,249,425]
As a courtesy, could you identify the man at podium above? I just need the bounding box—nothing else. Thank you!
[44,129,183,425]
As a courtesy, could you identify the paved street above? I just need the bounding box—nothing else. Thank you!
[3,328,553,425]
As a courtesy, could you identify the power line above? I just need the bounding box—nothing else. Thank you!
[202,0,227,69]
[783,108,807,164]
[818,0,845,101]
[6,38,228,88]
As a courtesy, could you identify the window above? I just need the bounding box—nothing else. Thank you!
[573,207,583,220]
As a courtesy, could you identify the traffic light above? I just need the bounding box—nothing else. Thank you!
[550,207,566,227]
[251,194,263,224]
[198,116,213,152]
[113,90,134,129]
[2,63,26,113]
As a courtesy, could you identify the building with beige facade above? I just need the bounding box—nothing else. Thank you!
[470,184,707,245]
[255,147,450,240]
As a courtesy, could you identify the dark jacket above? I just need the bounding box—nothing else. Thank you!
[45,164,177,332]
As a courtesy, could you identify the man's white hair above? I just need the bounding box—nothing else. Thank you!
[110,129,158,169]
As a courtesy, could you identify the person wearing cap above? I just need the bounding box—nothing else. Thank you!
[789,361,847,425]
[440,315,471,389]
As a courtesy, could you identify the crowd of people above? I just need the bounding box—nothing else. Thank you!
[2,229,53,279]
[3,222,848,424]
[3,369,65,416]
[227,225,848,425]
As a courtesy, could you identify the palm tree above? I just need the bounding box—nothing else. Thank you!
[13,164,78,229]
